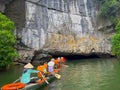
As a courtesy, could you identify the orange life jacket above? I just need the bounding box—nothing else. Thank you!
[54,59,60,69]
[37,65,47,78]
[54,59,59,65]
[61,57,66,63]
[44,63,48,71]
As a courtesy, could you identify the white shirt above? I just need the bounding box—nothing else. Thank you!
[48,61,55,66]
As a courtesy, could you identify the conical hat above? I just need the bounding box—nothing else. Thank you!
[51,58,55,61]
[58,57,60,60]
[24,63,34,68]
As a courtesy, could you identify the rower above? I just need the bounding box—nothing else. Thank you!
[20,63,39,84]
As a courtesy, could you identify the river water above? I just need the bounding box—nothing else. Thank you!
[1,58,120,90]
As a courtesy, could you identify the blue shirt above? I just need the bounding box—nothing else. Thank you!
[20,69,39,84]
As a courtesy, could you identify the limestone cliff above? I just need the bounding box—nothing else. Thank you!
[0,0,13,13]
[5,0,113,55]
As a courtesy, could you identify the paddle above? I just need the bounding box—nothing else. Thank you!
[54,73,61,79]
[39,71,49,84]
[13,77,21,83]
[63,64,69,67]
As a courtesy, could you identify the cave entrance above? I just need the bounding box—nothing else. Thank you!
[52,53,114,60]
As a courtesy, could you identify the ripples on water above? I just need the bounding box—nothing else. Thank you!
[41,58,120,90]
[1,58,120,90]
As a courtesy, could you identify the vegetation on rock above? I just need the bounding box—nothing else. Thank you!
[0,13,18,67]
[99,0,120,24]
[111,21,120,58]
[98,0,120,58]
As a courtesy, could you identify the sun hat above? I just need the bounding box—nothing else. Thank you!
[57,57,61,62]
[24,63,34,68]
[58,57,60,60]
[51,58,55,61]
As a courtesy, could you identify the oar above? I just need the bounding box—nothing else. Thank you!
[39,71,49,84]
[54,73,61,79]
[63,64,69,67]
[13,77,21,83]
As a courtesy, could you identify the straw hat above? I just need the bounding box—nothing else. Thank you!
[58,57,60,60]
[51,58,55,61]
[57,57,61,62]
[24,63,34,68]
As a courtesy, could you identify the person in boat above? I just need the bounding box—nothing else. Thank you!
[37,62,48,79]
[48,58,62,79]
[20,63,39,84]
[54,57,61,69]
[48,58,55,75]
[60,57,67,67]
[43,62,48,72]
[60,57,66,63]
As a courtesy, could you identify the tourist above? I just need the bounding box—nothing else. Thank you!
[54,57,61,69]
[48,58,55,75]
[20,63,39,84]
[37,63,48,79]
[60,57,67,67]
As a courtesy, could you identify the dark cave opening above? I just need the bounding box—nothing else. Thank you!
[52,53,114,60]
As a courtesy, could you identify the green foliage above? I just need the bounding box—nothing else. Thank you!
[0,13,14,32]
[111,20,120,58]
[99,0,120,23]
[98,0,120,58]
[0,13,18,67]
[111,34,120,58]
[115,20,120,33]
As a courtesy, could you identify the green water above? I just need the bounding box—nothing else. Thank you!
[0,65,23,87]
[1,58,120,90]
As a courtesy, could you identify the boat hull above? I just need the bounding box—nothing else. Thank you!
[20,76,55,90]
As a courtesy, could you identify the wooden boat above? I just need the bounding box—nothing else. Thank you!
[20,75,56,90]
[1,57,67,90]
[1,69,61,90]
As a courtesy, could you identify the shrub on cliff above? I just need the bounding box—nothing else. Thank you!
[115,20,120,33]
[99,0,120,23]
[98,0,120,58]
[111,21,120,58]
[112,34,120,58]
[0,13,18,67]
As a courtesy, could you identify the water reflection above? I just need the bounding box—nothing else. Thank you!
[40,58,120,90]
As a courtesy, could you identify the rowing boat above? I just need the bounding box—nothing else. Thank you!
[1,69,60,90]
[20,76,55,90]
[1,57,67,90]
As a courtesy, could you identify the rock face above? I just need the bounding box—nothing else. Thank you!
[0,0,5,13]
[5,0,26,33]
[7,0,113,55]
[0,0,13,13]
